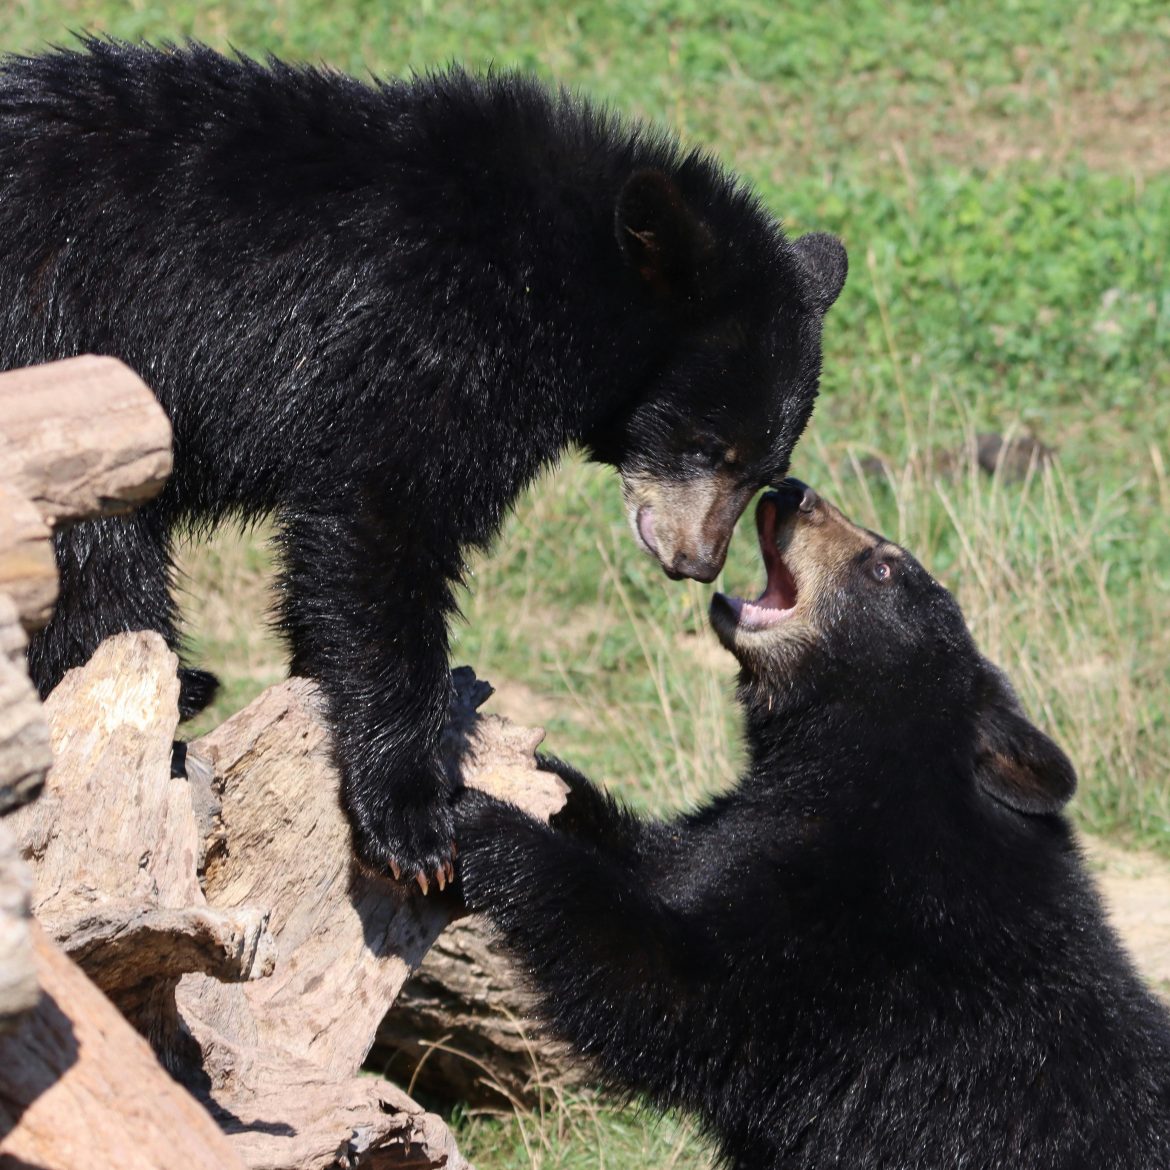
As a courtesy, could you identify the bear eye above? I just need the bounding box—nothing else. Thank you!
[871,561,892,583]
[689,438,729,468]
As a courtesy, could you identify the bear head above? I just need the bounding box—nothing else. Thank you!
[590,170,848,584]
[710,480,1077,817]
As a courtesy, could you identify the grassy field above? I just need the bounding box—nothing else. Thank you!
[7,1,1169,1165]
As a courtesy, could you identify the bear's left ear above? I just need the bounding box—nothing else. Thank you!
[615,169,714,298]
[791,232,848,313]
[972,666,1077,816]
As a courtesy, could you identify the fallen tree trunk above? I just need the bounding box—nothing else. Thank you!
[0,354,172,527]
[6,636,565,1168]
[0,484,57,635]
[0,354,257,1166]
[1,353,171,1045]
[0,594,53,1033]
[0,595,51,821]
[0,921,247,1170]
[11,634,275,1065]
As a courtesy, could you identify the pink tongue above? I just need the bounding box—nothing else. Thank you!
[757,551,798,611]
[728,495,798,629]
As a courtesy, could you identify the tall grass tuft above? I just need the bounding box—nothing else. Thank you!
[457,414,1168,852]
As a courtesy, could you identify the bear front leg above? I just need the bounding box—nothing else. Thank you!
[453,788,718,1102]
[278,505,457,887]
[538,753,660,863]
[326,657,455,887]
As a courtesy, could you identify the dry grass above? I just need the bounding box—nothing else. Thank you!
[174,423,1168,846]
[167,420,1168,1170]
[806,433,1169,842]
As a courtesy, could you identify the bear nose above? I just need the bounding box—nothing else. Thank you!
[668,551,722,583]
[776,477,819,514]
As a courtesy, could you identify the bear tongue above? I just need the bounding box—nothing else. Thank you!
[735,555,797,629]
[756,552,798,611]
[755,495,798,611]
[720,497,798,630]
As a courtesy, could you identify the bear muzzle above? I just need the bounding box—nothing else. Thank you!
[623,471,754,583]
[710,482,879,663]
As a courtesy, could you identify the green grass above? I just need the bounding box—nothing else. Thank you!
[452,1093,715,1170]
[9,1,1170,1166]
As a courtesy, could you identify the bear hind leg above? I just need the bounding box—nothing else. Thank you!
[25,509,215,715]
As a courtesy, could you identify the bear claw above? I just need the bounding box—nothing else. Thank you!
[353,798,456,891]
[389,861,455,895]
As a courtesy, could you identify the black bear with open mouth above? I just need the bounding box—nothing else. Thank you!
[0,40,847,885]
[455,481,1170,1169]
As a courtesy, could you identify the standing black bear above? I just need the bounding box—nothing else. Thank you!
[0,40,847,884]
[455,481,1170,1168]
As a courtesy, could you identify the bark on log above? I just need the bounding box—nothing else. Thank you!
[174,665,565,1168]
[0,484,56,634]
[0,354,172,526]
[373,917,580,1108]
[0,352,174,1036]
[0,596,51,818]
[9,634,275,1061]
[0,818,37,1034]
[8,634,565,1168]
[0,921,247,1170]
[0,595,52,1033]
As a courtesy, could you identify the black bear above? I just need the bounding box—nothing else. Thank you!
[0,40,847,884]
[455,480,1170,1169]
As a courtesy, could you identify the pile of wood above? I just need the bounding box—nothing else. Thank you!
[0,357,573,1169]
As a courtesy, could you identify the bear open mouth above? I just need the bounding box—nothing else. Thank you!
[716,493,798,630]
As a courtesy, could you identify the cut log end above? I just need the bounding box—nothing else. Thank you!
[0,355,173,527]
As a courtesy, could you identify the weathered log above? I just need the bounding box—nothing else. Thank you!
[8,634,565,1168]
[0,352,175,1037]
[373,915,580,1107]
[0,354,172,526]
[0,594,52,1033]
[8,633,275,1063]
[0,483,57,633]
[0,819,37,1034]
[0,921,247,1170]
[175,665,565,1168]
[0,596,51,818]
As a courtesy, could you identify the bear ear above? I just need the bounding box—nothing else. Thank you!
[791,232,848,313]
[615,169,713,298]
[972,667,1077,816]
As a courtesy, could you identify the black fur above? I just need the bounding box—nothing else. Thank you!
[454,490,1170,1168]
[0,40,846,876]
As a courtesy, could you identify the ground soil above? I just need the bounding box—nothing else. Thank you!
[1087,838,1170,997]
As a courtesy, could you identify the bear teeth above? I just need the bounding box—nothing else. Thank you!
[720,595,794,631]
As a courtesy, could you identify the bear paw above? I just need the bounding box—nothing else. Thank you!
[178,667,220,720]
[352,798,457,895]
